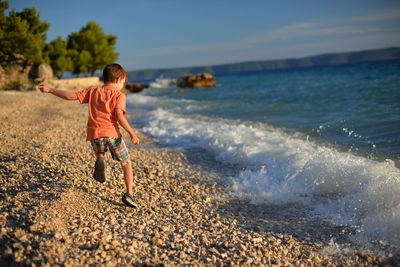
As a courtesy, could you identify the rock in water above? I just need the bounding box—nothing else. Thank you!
[177,73,216,88]
[124,83,149,93]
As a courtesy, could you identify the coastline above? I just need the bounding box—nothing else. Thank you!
[0,89,391,265]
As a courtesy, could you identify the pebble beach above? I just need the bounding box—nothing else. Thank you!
[0,88,394,266]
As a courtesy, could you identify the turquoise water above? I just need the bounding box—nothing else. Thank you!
[127,60,400,246]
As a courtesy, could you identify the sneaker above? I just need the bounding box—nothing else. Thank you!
[93,157,106,183]
[122,193,138,208]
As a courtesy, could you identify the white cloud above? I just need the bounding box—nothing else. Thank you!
[347,8,400,22]
[157,22,384,55]
[265,31,400,58]
[243,23,380,43]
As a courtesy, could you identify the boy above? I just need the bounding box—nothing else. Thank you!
[39,63,140,208]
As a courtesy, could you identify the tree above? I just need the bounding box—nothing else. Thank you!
[68,49,92,77]
[67,21,118,76]
[0,0,7,25]
[44,37,73,78]
[0,1,9,51]
[0,0,50,64]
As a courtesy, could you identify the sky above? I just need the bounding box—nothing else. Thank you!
[8,0,400,71]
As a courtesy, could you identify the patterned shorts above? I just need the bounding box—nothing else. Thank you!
[90,137,130,163]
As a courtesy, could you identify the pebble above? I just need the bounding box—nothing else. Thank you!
[252,237,263,243]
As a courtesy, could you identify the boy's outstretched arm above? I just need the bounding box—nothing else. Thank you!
[39,83,78,100]
[115,108,140,145]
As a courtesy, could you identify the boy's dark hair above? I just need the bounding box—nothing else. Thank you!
[103,63,128,83]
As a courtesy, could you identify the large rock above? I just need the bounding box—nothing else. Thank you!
[29,63,53,81]
[177,73,216,88]
[124,83,149,93]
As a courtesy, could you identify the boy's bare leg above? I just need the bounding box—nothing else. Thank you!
[120,161,138,208]
[93,152,106,183]
[121,161,134,195]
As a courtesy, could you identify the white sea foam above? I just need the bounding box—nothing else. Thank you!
[127,94,204,113]
[127,94,400,246]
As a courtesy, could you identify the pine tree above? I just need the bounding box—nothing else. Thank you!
[0,0,49,64]
[67,21,118,76]
[44,37,72,78]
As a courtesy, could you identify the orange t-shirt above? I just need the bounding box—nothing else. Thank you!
[76,84,126,141]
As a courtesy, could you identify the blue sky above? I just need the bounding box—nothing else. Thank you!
[8,0,400,71]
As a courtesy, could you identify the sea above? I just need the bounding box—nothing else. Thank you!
[126,60,400,249]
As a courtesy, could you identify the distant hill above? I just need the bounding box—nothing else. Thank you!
[128,47,400,81]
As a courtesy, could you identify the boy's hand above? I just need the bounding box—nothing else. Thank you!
[38,83,51,93]
[130,132,140,145]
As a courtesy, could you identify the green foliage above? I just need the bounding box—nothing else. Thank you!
[0,0,9,44]
[0,0,8,24]
[44,37,72,78]
[67,50,92,76]
[67,21,118,76]
[0,0,49,64]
